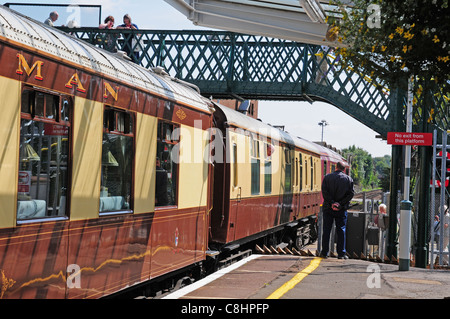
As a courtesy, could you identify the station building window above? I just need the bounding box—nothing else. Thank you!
[17,88,71,221]
[156,120,179,207]
[100,107,134,214]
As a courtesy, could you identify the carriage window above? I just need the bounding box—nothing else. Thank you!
[17,88,71,221]
[299,154,303,191]
[156,121,179,207]
[284,148,292,192]
[233,143,238,188]
[264,143,273,194]
[310,157,314,191]
[100,107,134,214]
[305,158,309,189]
[250,135,260,195]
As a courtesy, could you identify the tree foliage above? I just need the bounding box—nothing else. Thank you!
[342,146,391,191]
[328,0,450,97]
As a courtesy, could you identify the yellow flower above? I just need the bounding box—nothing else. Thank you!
[433,35,440,43]
[403,31,415,40]
[390,56,396,62]
[442,56,450,63]
[416,87,423,96]
[402,45,408,53]
[389,33,395,40]
[428,109,435,123]
[381,46,387,52]
[372,45,376,53]
[396,27,404,35]
[413,97,418,105]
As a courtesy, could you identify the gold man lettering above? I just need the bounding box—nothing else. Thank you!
[104,83,119,101]
[65,73,86,93]
[16,54,44,81]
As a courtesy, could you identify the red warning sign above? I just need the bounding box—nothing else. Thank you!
[387,132,433,146]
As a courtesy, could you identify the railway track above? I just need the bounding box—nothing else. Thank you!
[254,243,399,264]
[353,189,384,200]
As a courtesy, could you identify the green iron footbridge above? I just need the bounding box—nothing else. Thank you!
[59,28,448,139]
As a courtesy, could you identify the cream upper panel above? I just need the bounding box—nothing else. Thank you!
[70,97,103,221]
[0,76,21,228]
[177,125,210,209]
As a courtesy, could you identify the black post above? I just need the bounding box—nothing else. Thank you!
[386,84,406,260]
[415,86,433,268]
[387,145,402,259]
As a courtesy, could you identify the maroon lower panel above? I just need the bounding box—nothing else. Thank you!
[0,207,207,299]
[226,192,321,243]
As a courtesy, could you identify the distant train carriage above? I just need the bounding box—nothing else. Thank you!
[317,144,349,176]
[210,104,323,250]
[0,6,212,299]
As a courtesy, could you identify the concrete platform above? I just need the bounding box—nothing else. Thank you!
[164,254,450,299]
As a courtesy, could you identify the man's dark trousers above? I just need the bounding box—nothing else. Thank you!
[321,209,348,257]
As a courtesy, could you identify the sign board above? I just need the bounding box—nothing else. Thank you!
[18,171,31,194]
[44,123,69,136]
[387,132,433,146]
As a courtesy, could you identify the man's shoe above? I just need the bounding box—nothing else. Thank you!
[319,253,328,259]
[338,255,349,260]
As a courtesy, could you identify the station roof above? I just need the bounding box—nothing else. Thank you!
[164,0,351,46]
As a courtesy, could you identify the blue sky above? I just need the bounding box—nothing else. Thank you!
[5,0,392,157]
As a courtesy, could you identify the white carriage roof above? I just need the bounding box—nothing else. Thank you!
[314,143,346,162]
[213,102,321,155]
[0,5,211,114]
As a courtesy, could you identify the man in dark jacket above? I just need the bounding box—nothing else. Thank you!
[320,161,354,259]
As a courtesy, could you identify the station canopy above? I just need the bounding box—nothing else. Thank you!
[164,0,353,46]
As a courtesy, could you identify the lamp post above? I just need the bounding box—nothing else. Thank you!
[318,120,329,143]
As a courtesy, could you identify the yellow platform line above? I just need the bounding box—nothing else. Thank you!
[266,257,323,299]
